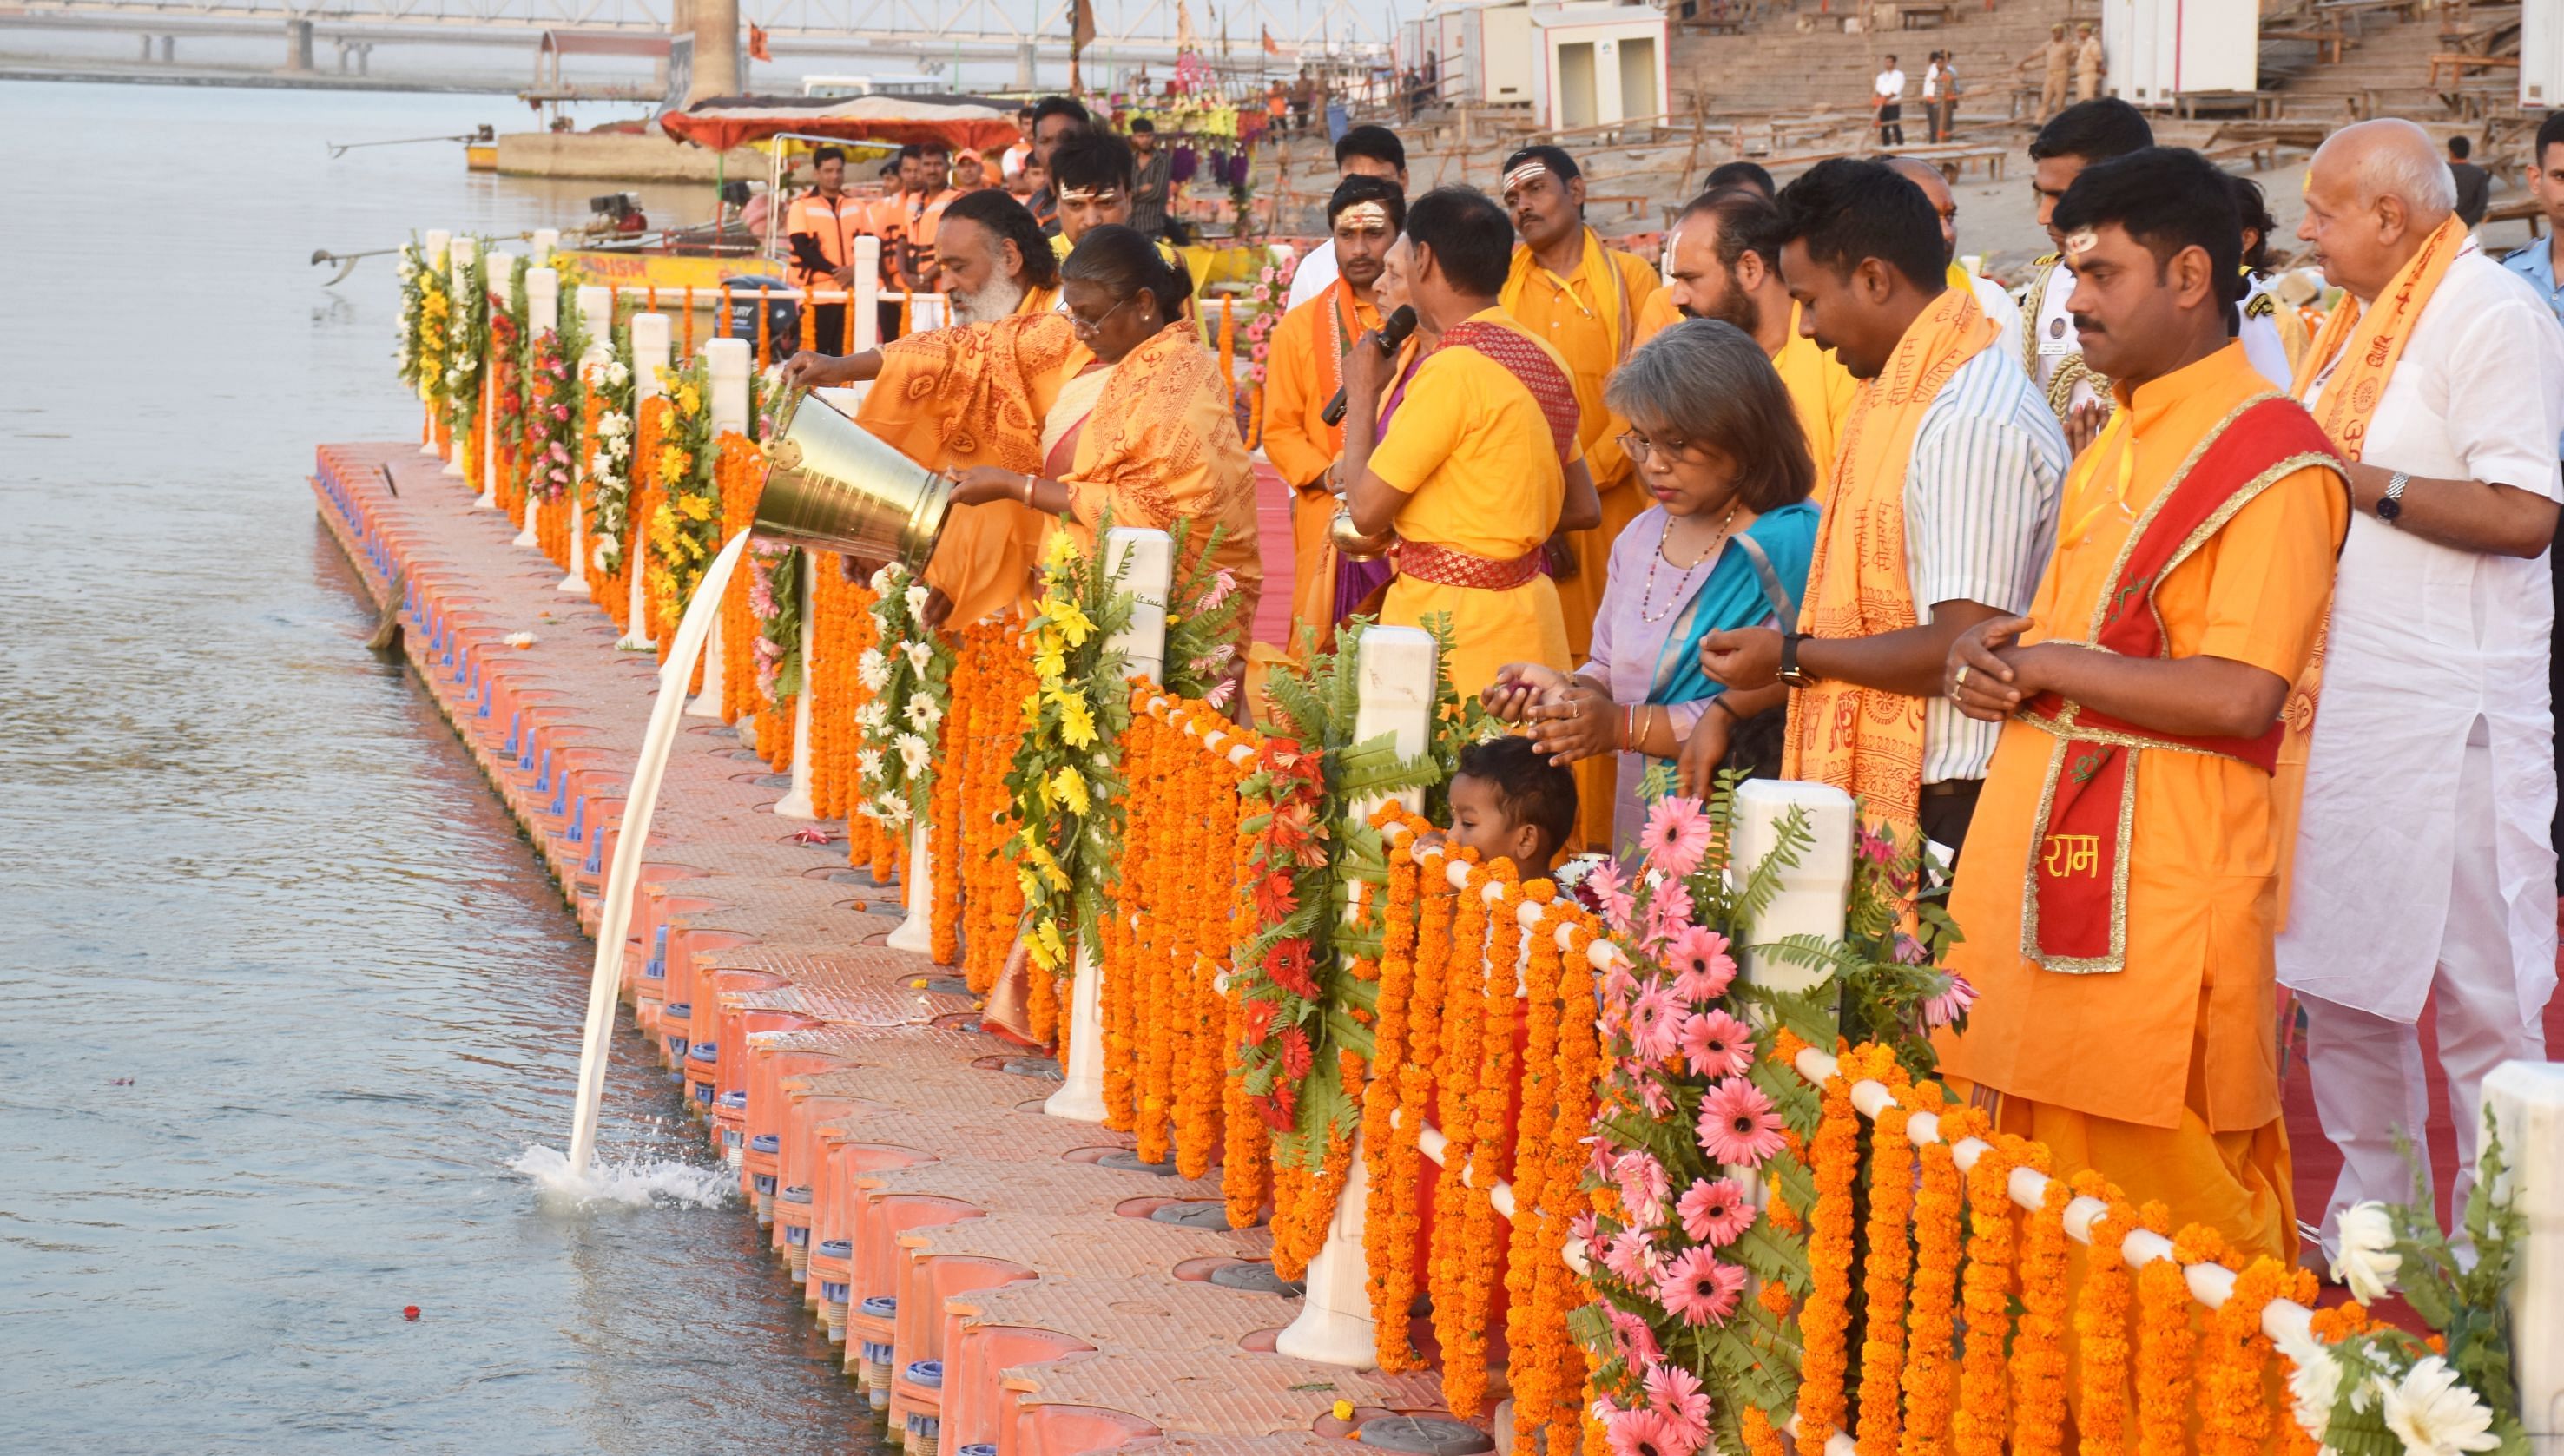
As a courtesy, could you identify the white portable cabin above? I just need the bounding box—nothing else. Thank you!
[1429,0,1536,107]
[2526,0,2563,110]
[1526,0,1668,131]
[2097,0,2258,107]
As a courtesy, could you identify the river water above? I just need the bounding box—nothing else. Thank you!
[0,81,878,1450]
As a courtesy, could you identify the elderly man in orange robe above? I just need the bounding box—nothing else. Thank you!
[1262,175,1405,651]
[1500,145,1662,845]
[1936,147,2350,1264]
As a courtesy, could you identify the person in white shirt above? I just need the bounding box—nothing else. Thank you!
[1873,56,1907,148]
[1280,125,1410,313]
[2019,99,2153,440]
[2277,120,2564,1250]
[1921,51,1945,143]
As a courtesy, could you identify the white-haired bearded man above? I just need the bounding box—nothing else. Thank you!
[2277,117,2564,1253]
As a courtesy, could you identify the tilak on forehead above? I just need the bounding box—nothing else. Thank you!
[1335,201,1394,232]
[2064,226,2099,259]
[1058,185,1120,204]
[1502,161,1551,194]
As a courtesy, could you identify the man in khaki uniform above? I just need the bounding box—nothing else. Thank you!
[2074,23,2106,102]
[2039,23,2072,116]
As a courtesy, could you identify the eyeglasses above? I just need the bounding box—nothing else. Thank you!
[1067,294,1136,337]
[1617,429,1711,465]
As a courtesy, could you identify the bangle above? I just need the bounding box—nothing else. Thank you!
[1709,696,1739,725]
[1021,472,1036,506]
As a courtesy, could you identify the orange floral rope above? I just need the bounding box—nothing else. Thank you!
[2198,1256,2293,1456]
[2133,1202,2192,1456]
[1797,1051,1862,1441]
[1544,912,1603,1456]
[2011,1176,2073,1456]
[1432,853,1492,1419]
[1857,1096,1916,1456]
[1951,1116,2017,1456]
[2073,1174,2137,1456]
[1900,1130,1964,1456]
[1504,883,1564,1434]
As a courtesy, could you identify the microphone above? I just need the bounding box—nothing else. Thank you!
[1320,305,1420,427]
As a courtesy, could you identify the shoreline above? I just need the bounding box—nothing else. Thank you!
[306,439,1454,1453]
[0,63,521,94]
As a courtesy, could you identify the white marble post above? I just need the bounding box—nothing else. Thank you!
[1727,778,1857,995]
[2486,1061,2564,1456]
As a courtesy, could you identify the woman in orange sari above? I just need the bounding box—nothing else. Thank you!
[943,225,1265,639]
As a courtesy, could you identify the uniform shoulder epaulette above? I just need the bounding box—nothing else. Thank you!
[2245,292,2277,320]
[2035,252,2061,268]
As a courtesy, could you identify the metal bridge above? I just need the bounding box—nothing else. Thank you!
[0,0,1403,65]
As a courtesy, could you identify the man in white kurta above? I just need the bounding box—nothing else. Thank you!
[2277,121,2564,1246]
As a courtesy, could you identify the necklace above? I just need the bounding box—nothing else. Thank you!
[1637,504,1738,624]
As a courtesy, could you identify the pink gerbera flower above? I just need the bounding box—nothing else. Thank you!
[1922,971,1978,1028]
[1585,856,1636,933]
[1644,877,1697,948]
[1571,1211,1605,1259]
[1640,797,1714,879]
[1605,1304,1661,1367]
[1606,1406,1697,1456]
[1613,1150,1671,1228]
[1655,1247,1749,1328]
[1678,1009,1757,1079]
[1603,1226,1663,1285]
[1634,1076,1673,1117]
[1628,980,1684,1062]
[1696,1076,1786,1167]
[1644,1361,1712,1448]
[1664,926,1737,1004]
[1676,1176,1757,1247]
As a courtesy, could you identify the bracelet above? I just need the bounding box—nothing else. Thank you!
[1709,696,1739,725]
[1021,472,1036,506]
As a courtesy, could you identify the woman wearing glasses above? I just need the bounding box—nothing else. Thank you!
[1480,320,1819,850]
[942,224,1264,640]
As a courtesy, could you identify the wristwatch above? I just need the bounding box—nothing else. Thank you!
[2376,470,2411,524]
[1777,632,1816,689]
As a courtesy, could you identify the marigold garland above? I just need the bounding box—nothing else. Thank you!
[1361,810,1426,1351]
[1951,1117,2018,1456]
[1856,1097,1916,1456]
[1372,835,1454,1369]
[1540,911,1601,1456]
[1796,1051,1863,1441]
[2198,1256,2290,1456]
[2011,1176,2073,1456]
[1431,852,1493,1420]
[1900,1129,1965,1456]
[1504,882,1565,1433]
[2072,1173,2136,1456]
[2132,1202,2193,1456]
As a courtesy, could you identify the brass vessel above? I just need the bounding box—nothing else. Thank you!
[750,389,953,570]
[1327,505,1396,562]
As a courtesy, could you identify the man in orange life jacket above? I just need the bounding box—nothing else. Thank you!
[785,146,867,353]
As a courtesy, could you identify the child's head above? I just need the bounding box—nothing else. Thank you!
[1448,735,1578,873]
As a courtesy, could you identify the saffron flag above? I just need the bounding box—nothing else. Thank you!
[1262,26,1281,54]
[747,23,771,61]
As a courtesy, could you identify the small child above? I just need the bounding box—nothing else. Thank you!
[1441,735,1579,875]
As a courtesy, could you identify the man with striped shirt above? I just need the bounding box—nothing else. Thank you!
[1699,158,2066,860]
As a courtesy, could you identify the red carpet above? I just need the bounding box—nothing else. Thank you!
[1249,461,1296,648]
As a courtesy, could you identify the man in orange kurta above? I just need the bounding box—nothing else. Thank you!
[1497,145,1663,657]
[1499,146,1663,846]
[1935,148,2349,1264]
[1262,176,1405,652]
[1338,188,1603,700]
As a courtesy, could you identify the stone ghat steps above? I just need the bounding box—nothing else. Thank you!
[1670,0,2077,120]
[306,443,1481,1456]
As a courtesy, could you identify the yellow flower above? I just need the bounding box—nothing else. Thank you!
[1042,530,1078,573]
[677,384,702,416]
[1050,601,1095,648]
[678,493,714,522]
[1050,766,1090,816]
[1037,919,1070,965]
[1016,866,1041,903]
[1058,696,1098,748]
[1032,642,1068,682]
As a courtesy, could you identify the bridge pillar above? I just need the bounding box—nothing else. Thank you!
[138,34,149,61]
[1013,43,1036,91]
[685,0,739,103]
[284,18,313,72]
[159,35,175,62]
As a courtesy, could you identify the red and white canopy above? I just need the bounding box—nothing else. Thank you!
[660,94,1024,154]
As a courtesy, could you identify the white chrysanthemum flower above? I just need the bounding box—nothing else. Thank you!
[591,539,613,572]
[856,648,892,693]
[2378,1357,2499,1456]
[869,564,897,595]
[905,694,940,730]
[589,452,611,478]
[894,733,930,774]
[878,796,911,828]
[597,411,630,439]
[2275,1322,2343,1445]
[904,641,933,673]
[905,583,931,618]
[603,361,630,387]
[856,748,883,781]
[2331,1202,2402,1304]
[854,701,888,732]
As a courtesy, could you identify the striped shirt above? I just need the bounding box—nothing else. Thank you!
[1905,344,2069,785]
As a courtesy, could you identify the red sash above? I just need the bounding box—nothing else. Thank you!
[2019,395,2343,973]
[1440,319,1580,461]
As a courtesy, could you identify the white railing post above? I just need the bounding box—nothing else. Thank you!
[771,549,821,820]
[618,312,670,652]
[852,237,882,353]
[476,250,516,511]
[531,226,559,259]
[1275,623,1441,1368]
[689,336,750,718]
[442,235,476,475]
[1045,527,1174,1122]
[420,228,452,456]
[516,265,559,550]
[560,284,612,596]
[1727,779,1857,995]
[2485,1062,2564,1456]
[883,820,935,953]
